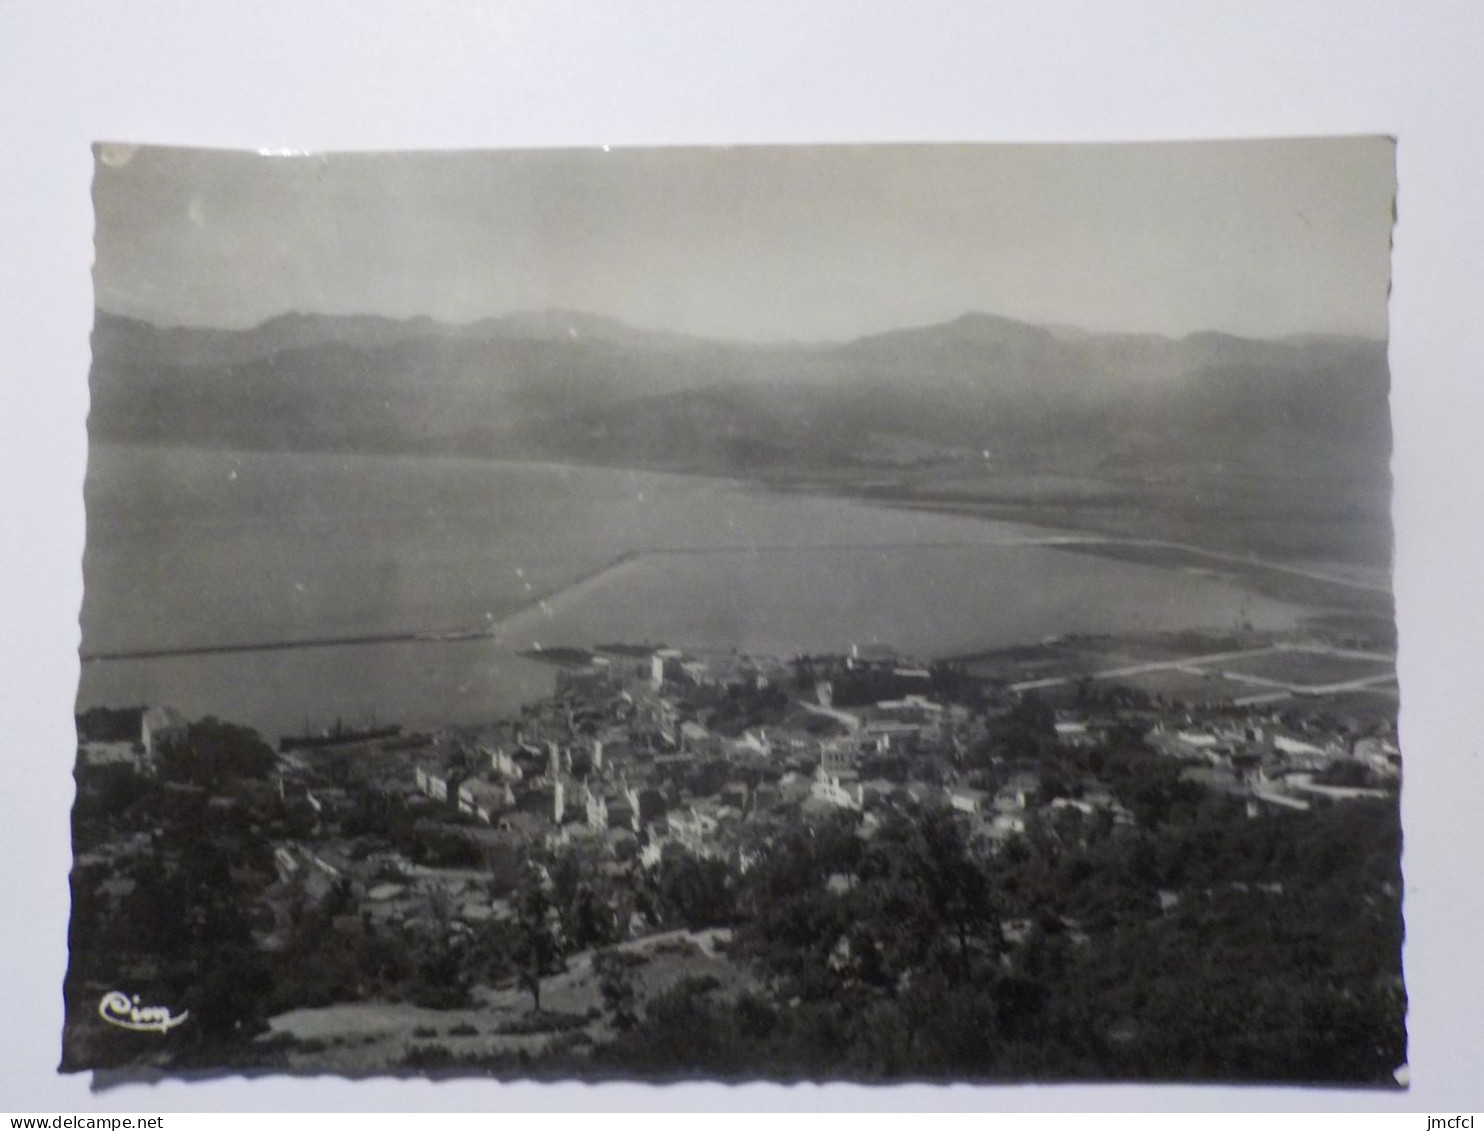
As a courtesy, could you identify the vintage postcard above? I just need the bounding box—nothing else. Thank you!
[66,139,1403,1084]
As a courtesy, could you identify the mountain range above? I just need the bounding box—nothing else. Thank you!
[87,308,1391,483]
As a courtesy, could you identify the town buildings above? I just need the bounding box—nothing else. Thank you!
[74,629,1402,962]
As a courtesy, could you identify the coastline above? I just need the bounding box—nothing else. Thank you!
[76,444,1394,741]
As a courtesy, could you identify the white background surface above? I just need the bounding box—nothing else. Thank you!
[1,0,1481,1113]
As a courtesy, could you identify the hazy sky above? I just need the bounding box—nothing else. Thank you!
[93,138,1395,341]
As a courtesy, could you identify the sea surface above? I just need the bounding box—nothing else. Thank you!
[78,445,1312,741]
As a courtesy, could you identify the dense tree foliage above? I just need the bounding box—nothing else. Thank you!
[592,948,640,1032]
[156,717,276,787]
[63,793,278,1068]
[66,711,1405,1085]
[75,706,146,744]
[686,682,791,737]
[509,868,564,1013]
[652,849,737,930]
[601,793,1405,1084]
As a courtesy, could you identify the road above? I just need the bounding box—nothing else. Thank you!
[800,701,863,733]
[1008,646,1284,693]
[1009,639,1398,708]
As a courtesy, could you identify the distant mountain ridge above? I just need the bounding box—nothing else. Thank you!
[87,307,1390,483]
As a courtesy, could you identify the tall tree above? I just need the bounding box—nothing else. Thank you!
[511,868,562,1013]
[592,948,638,1032]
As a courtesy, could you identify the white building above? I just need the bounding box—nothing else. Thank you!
[812,765,864,810]
[458,779,514,823]
[950,786,990,815]
[484,745,524,782]
[141,705,187,758]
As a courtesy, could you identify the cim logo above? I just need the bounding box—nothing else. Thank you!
[97,991,189,1034]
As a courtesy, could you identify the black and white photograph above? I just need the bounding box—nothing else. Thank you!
[63,138,1406,1086]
